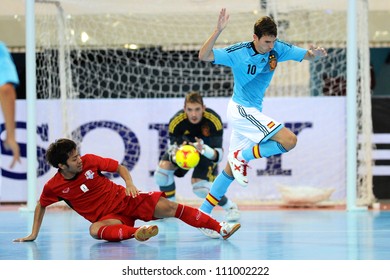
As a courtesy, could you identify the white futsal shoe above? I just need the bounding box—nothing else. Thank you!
[228,150,249,187]
[225,204,241,222]
[199,222,241,240]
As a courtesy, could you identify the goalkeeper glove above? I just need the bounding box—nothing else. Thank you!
[168,143,178,163]
[191,139,215,160]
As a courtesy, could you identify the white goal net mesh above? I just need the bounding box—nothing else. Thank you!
[34,0,374,206]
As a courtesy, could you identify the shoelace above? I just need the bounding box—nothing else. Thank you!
[239,160,251,176]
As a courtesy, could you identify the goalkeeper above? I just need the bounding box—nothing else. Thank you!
[154,91,240,222]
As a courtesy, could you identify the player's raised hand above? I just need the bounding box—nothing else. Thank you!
[217,8,230,32]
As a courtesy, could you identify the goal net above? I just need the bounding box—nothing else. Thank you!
[33,0,374,207]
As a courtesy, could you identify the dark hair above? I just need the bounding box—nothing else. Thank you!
[254,16,277,38]
[46,138,77,168]
[184,91,204,106]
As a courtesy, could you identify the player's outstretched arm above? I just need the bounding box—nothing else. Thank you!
[117,164,140,198]
[198,8,230,62]
[13,203,46,242]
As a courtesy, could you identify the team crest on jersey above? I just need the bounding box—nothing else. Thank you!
[84,170,94,180]
[201,125,210,137]
[269,53,277,71]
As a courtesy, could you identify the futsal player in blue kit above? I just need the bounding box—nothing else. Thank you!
[0,41,20,168]
[197,9,327,231]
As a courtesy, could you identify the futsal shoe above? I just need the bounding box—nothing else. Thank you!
[228,150,249,187]
[199,222,241,240]
[134,225,159,241]
[198,227,220,239]
[219,222,241,240]
[225,204,241,222]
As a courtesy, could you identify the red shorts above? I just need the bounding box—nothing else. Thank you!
[99,191,165,226]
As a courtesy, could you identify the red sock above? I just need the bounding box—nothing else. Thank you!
[175,204,221,232]
[97,224,138,242]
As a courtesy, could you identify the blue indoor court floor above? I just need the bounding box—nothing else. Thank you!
[1,206,390,260]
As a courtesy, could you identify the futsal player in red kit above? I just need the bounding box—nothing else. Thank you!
[14,138,240,242]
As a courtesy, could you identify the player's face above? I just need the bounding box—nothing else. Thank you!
[62,149,83,176]
[254,34,276,54]
[184,102,205,124]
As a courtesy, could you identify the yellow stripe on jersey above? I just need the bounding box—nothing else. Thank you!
[203,111,223,131]
[169,112,187,134]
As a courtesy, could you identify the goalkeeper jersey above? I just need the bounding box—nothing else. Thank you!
[168,107,223,149]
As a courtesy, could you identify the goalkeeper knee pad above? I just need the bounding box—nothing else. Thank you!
[192,180,211,198]
[154,167,175,186]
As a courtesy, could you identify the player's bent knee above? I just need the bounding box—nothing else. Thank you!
[192,180,211,198]
[287,134,298,151]
[167,200,178,216]
[155,197,178,218]
[154,167,175,186]
[282,132,297,151]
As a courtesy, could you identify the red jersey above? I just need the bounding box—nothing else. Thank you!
[40,154,129,223]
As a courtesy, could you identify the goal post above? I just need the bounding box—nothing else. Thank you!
[346,0,374,210]
[25,0,374,208]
